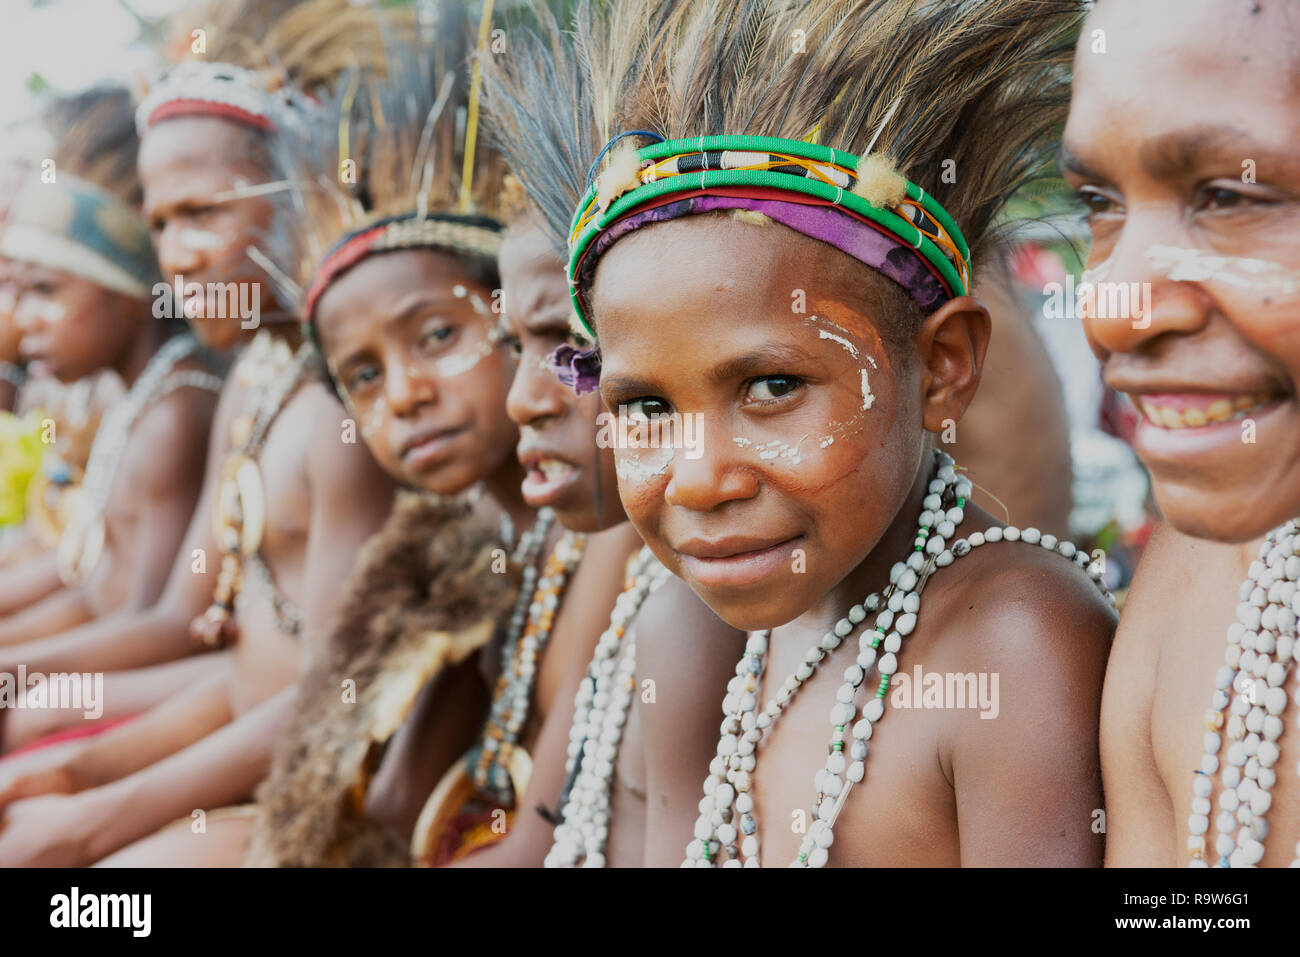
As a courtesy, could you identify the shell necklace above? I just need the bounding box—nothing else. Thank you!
[1188,518,1299,868]
[545,546,672,867]
[192,335,319,647]
[685,450,1111,867]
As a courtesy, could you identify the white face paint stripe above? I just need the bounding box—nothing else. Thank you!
[432,340,493,378]
[177,229,226,252]
[28,298,67,323]
[1144,244,1300,293]
[818,328,859,358]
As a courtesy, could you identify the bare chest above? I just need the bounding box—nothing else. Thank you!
[742,635,959,867]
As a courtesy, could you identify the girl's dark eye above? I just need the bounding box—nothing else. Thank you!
[623,397,672,420]
[347,364,381,392]
[502,334,523,358]
[420,326,455,350]
[745,375,802,403]
[1077,189,1119,216]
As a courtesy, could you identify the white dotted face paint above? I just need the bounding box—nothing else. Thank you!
[1144,244,1300,294]
[1080,254,1113,286]
[360,395,387,439]
[754,438,805,465]
[452,283,492,317]
[28,298,66,324]
[178,228,226,252]
[860,367,875,411]
[615,443,674,484]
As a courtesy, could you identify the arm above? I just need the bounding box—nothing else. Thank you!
[638,578,748,866]
[0,552,64,616]
[0,587,93,645]
[104,383,216,611]
[0,684,294,867]
[948,556,1115,866]
[296,385,397,658]
[79,687,296,864]
[1101,523,1180,866]
[448,635,585,867]
[0,375,237,673]
[0,656,234,810]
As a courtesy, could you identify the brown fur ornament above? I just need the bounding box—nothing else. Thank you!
[244,492,518,867]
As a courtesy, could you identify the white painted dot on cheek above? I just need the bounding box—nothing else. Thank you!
[1080,254,1113,286]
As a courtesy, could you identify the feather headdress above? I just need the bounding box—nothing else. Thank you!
[293,1,511,327]
[136,0,399,312]
[482,0,1085,336]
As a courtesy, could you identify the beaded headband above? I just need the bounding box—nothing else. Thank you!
[0,171,160,299]
[567,133,972,338]
[300,211,504,328]
[135,61,323,139]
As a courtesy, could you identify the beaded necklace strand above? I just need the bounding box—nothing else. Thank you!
[468,512,589,804]
[545,546,672,867]
[1189,517,1300,868]
[685,450,1112,867]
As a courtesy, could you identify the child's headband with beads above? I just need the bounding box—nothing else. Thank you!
[300,211,504,330]
[135,61,324,138]
[567,132,972,339]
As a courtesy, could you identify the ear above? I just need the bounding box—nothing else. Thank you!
[912,294,990,433]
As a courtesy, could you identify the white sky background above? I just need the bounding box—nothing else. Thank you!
[0,0,190,129]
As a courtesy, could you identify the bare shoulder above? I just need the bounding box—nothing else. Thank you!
[298,382,389,484]
[637,574,744,665]
[929,528,1117,669]
[636,574,746,713]
[119,375,218,498]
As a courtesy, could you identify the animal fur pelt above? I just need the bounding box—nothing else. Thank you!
[244,491,517,868]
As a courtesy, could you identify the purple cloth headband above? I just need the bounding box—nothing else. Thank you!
[574,193,950,316]
[552,192,950,397]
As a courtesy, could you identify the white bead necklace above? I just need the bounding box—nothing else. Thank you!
[1188,517,1300,868]
[545,546,671,868]
[684,450,1112,867]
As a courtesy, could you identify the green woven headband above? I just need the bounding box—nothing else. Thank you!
[566,134,972,338]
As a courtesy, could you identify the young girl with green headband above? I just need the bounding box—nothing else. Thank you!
[497,0,1116,867]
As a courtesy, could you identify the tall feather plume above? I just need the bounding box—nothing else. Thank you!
[479,3,596,252]
[485,0,1085,270]
[280,1,511,297]
[150,0,402,309]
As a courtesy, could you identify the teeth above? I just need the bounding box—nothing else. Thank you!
[1139,393,1276,429]
[537,458,574,481]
